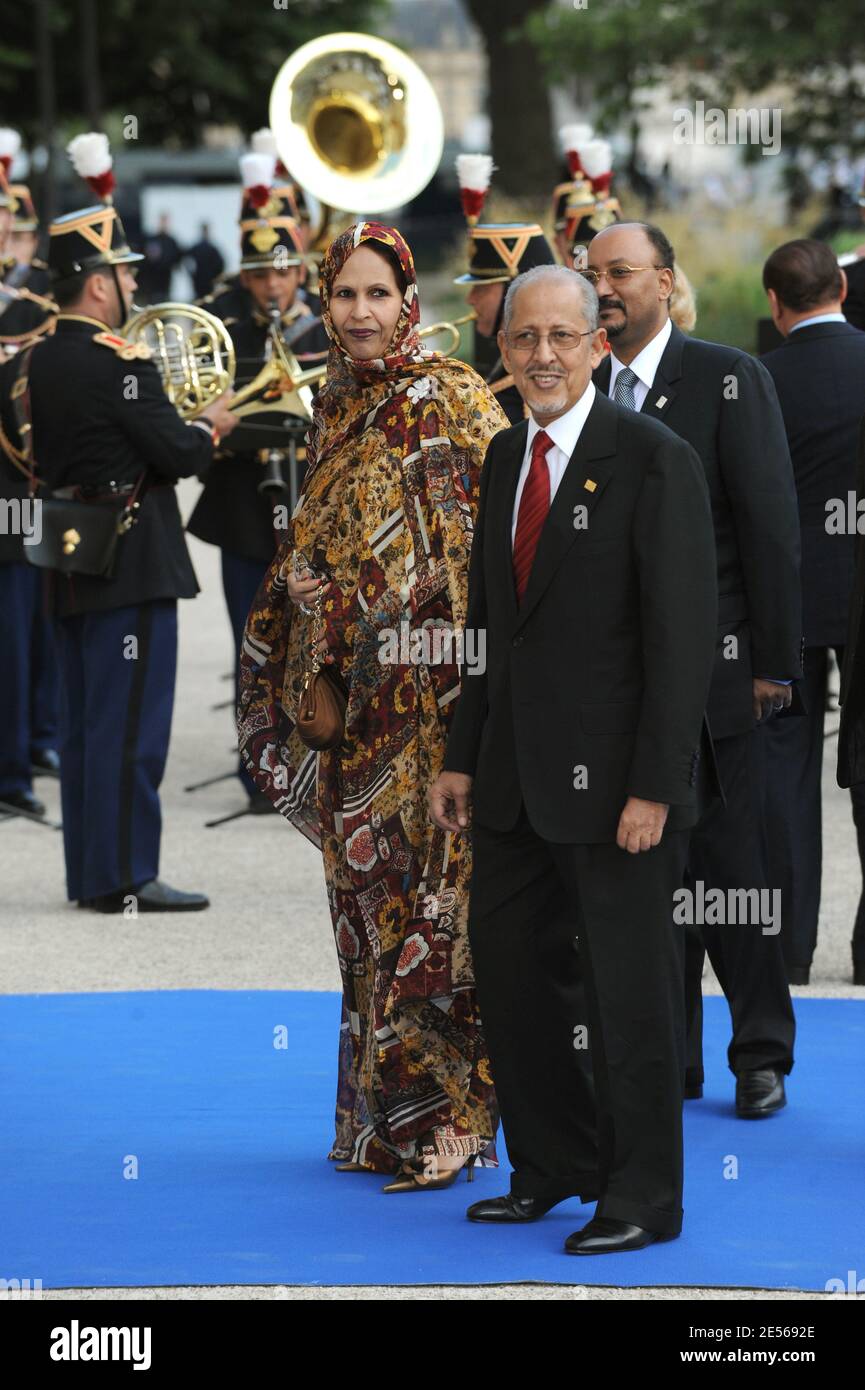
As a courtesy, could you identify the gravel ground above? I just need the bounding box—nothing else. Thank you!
[3,480,863,1300]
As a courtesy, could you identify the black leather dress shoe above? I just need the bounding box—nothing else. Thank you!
[565,1217,676,1255]
[787,964,810,986]
[683,1082,703,1100]
[467,1192,590,1223]
[83,879,210,913]
[0,788,46,816]
[31,748,61,776]
[735,1067,786,1118]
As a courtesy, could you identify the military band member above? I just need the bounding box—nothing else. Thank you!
[569,140,623,265]
[0,134,237,910]
[0,155,59,819]
[187,152,327,809]
[1,182,56,348]
[454,154,556,425]
[551,123,594,267]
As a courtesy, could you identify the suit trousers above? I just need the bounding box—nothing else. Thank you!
[684,725,795,1085]
[764,645,865,969]
[0,561,58,796]
[220,548,270,797]
[469,801,689,1236]
[55,599,177,902]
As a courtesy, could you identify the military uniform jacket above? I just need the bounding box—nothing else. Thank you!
[0,261,53,343]
[2,315,214,616]
[186,306,327,563]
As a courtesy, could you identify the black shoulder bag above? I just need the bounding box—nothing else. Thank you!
[10,345,146,578]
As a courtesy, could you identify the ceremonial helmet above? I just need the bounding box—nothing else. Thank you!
[570,140,622,251]
[552,124,594,236]
[47,133,143,285]
[238,144,305,271]
[8,184,38,232]
[0,127,21,210]
[453,154,555,285]
[250,128,311,235]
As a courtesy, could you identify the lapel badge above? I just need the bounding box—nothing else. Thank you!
[655,395,668,408]
[584,479,597,492]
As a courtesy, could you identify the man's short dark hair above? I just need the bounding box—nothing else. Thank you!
[635,222,676,271]
[52,264,112,310]
[762,239,843,311]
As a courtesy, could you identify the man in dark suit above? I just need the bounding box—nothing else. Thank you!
[429,264,717,1254]
[588,222,803,1118]
[762,239,865,985]
[0,197,237,910]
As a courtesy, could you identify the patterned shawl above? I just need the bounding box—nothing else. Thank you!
[236,222,506,1000]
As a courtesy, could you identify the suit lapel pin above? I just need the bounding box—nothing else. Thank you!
[584,479,597,492]
[655,395,668,408]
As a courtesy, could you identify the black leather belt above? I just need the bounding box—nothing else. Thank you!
[53,481,137,501]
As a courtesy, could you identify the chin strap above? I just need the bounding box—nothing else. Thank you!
[110,264,126,328]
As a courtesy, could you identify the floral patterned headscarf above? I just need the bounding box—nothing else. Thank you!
[305,221,453,474]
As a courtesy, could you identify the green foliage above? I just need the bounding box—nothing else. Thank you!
[1,0,390,147]
[528,0,865,160]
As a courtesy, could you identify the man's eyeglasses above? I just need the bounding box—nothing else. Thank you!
[577,264,662,287]
[504,328,593,354]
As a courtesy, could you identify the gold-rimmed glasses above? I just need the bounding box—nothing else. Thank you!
[503,328,594,354]
[577,264,662,288]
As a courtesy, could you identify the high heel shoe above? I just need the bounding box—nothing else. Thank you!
[381,1153,478,1193]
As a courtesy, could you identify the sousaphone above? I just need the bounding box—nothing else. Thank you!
[269,31,445,239]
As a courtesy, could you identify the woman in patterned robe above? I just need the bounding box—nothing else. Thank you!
[237,222,507,1188]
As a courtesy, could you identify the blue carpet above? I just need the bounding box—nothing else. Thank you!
[1,990,863,1290]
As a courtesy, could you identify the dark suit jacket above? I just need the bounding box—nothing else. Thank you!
[0,317,213,615]
[594,324,803,739]
[843,257,865,334]
[838,418,865,786]
[443,390,718,844]
[762,319,865,648]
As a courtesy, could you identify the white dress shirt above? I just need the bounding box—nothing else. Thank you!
[789,312,847,332]
[512,382,596,544]
[607,316,673,410]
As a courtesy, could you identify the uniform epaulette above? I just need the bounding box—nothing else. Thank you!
[92,330,152,361]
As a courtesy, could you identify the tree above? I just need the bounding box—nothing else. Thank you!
[0,0,389,148]
[528,0,865,167]
[464,0,558,200]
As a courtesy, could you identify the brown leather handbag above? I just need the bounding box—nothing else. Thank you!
[295,584,346,750]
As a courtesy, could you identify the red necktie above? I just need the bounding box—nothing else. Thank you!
[513,429,552,602]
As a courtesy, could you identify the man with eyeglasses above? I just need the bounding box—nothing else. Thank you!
[429,263,718,1254]
[588,221,803,1120]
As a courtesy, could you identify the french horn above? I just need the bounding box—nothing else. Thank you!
[122,301,318,422]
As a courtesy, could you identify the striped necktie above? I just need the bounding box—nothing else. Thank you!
[612,365,639,411]
[513,429,552,603]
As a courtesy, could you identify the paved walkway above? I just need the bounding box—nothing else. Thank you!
[4,481,862,1300]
